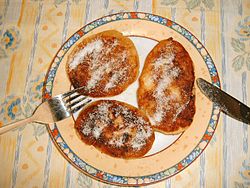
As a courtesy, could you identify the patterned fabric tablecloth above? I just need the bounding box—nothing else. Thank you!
[0,0,249,187]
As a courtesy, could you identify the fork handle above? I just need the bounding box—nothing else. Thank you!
[0,116,34,135]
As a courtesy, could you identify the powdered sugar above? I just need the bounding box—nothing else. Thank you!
[151,53,181,125]
[108,123,152,150]
[172,99,190,122]
[81,101,152,151]
[69,37,129,92]
[81,123,92,136]
[87,62,112,90]
[131,126,152,150]
[109,104,152,150]
[154,53,175,70]
[104,51,128,91]
[81,102,111,138]
[104,66,128,91]
[108,136,125,148]
[92,126,103,139]
[69,39,104,70]
[104,72,121,91]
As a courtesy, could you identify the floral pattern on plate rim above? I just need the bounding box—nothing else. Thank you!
[42,12,221,186]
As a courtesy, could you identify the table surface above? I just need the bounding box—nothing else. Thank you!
[0,0,249,188]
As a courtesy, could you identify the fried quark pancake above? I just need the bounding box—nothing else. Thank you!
[66,30,139,97]
[137,38,195,134]
[75,100,155,159]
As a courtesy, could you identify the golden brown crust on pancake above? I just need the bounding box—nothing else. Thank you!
[66,30,139,98]
[137,38,195,134]
[75,100,155,159]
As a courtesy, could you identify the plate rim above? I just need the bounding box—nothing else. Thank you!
[42,11,221,186]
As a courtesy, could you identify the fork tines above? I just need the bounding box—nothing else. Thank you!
[62,86,86,98]
[63,86,92,114]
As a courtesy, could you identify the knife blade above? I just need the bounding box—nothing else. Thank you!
[196,78,250,124]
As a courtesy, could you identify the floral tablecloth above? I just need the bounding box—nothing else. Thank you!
[0,0,249,187]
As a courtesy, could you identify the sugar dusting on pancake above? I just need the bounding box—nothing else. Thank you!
[66,30,139,98]
[138,37,195,134]
[151,53,181,125]
[69,39,104,70]
[75,100,155,158]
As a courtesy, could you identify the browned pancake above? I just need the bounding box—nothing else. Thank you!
[75,100,155,159]
[66,30,139,97]
[137,38,195,134]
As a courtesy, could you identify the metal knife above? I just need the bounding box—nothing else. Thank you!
[196,78,250,124]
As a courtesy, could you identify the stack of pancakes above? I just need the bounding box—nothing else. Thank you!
[66,30,195,159]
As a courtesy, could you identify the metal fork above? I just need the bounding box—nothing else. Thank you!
[0,87,92,135]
